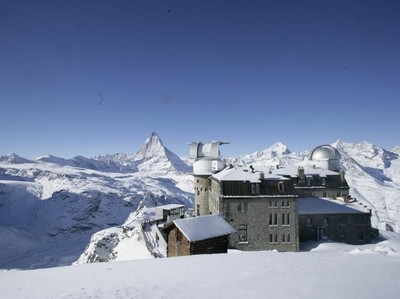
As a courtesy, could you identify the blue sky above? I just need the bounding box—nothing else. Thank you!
[1,0,399,158]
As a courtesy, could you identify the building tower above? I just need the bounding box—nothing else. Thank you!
[189,141,228,216]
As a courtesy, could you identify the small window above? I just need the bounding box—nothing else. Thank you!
[238,202,248,213]
[321,177,326,186]
[307,217,313,226]
[282,234,285,243]
[255,184,260,194]
[274,214,278,225]
[286,201,290,207]
[269,214,273,225]
[238,224,248,243]
[324,217,330,226]
[287,234,291,243]
[278,181,285,192]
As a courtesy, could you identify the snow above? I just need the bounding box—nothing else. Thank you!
[1,233,400,299]
[171,215,235,242]
[212,165,289,182]
[298,197,370,214]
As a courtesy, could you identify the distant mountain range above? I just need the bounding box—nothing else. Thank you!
[0,132,399,269]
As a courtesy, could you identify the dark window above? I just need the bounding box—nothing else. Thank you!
[307,217,313,226]
[278,181,285,192]
[287,234,291,243]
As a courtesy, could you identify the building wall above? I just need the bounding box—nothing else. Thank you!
[220,197,299,252]
[299,213,372,245]
[191,236,230,255]
[194,175,211,216]
[166,227,230,257]
[167,227,191,257]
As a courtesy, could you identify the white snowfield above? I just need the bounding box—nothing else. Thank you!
[1,231,400,299]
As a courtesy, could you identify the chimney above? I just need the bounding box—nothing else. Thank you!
[276,165,280,169]
[259,171,265,180]
[250,165,255,173]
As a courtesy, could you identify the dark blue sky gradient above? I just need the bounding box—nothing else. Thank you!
[1,1,399,158]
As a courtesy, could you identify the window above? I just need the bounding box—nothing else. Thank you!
[324,217,330,226]
[282,234,285,242]
[196,204,200,216]
[238,202,248,213]
[337,191,341,197]
[281,201,285,207]
[286,201,290,207]
[357,232,364,241]
[286,213,290,225]
[323,191,327,197]
[238,225,248,243]
[321,177,326,186]
[251,184,256,194]
[278,181,285,192]
[255,184,260,194]
[269,214,278,225]
[307,217,313,226]
[269,234,278,243]
[306,175,313,186]
[287,234,291,243]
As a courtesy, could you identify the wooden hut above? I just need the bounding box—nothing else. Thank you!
[164,215,235,257]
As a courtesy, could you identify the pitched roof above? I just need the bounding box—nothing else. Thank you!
[169,215,235,242]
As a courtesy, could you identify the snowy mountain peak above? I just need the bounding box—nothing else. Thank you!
[0,153,33,164]
[244,141,291,160]
[132,132,191,174]
[133,132,165,161]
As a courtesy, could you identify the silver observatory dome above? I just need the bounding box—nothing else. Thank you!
[309,145,341,161]
[309,145,341,171]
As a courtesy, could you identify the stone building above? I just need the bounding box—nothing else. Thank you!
[190,142,373,251]
[163,215,235,257]
[298,197,372,245]
[209,166,299,251]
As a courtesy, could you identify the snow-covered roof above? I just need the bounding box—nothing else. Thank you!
[170,215,235,242]
[156,204,185,211]
[271,165,339,177]
[298,197,370,215]
[212,166,289,183]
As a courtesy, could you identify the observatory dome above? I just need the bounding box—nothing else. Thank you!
[309,145,341,161]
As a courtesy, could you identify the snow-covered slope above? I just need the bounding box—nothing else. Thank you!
[0,133,193,269]
[1,231,400,299]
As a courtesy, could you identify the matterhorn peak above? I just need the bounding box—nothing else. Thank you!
[133,132,166,161]
[132,132,191,174]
